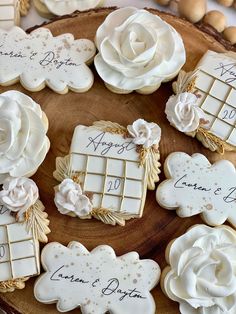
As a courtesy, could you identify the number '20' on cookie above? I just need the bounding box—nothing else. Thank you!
[53,119,162,226]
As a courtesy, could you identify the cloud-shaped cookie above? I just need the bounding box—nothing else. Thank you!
[34,242,160,313]
[156,152,236,227]
[0,27,96,94]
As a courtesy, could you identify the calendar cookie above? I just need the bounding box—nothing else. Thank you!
[0,0,20,30]
[165,50,236,154]
[0,27,96,94]
[53,119,162,226]
[156,152,236,227]
[162,224,236,314]
[34,241,160,313]
[34,0,103,18]
[0,177,50,293]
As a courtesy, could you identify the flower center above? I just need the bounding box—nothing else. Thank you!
[129,31,146,56]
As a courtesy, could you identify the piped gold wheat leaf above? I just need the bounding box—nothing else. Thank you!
[196,127,236,154]
[25,200,50,243]
[138,146,161,190]
[53,155,72,182]
[92,120,127,135]
[0,277,29,293]
[91,208,131,226]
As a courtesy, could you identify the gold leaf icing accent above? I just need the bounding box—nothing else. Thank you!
[0,277,29,293]
[53,155,72,182]
[90,208,131,226]
[25,200,50,243]
[19,0,31,16]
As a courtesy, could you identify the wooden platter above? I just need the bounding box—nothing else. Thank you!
[0,7,235,314]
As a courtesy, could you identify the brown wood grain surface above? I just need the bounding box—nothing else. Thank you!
[0,7,235,314]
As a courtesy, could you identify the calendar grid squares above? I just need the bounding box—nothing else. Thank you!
[120,160,127,212]
[71,152,146,216]
[195,69,236,144]
[5,225,13,279]
[100,157,109,209]
[0,222,39,280]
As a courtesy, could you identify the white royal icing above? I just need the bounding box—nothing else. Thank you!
[163,224,236,314]
[0,90,50,184]
[69,125,146,217]
[127,119,161,148]
[156,152,236,227]
[94,7,186,92]
[165,92,205,133]
[41,0,102,16]
[54,178,92,217]
[0,206,40,283]
[0,177,39,221]
[34,241,160,313]
[0,27,96,93]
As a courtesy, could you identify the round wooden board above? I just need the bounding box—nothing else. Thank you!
[0,7,235,314]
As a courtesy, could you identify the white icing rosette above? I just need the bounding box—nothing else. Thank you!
[0,91,50,183]
[163,225,236,314]
[41,0,102,16]
[0,177,39,221]
[165,92,205,133]
[127,119,161,148]
[54,178,92,217]
[94,7,186,94]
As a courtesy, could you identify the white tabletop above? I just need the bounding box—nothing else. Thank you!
[21,0,236,30]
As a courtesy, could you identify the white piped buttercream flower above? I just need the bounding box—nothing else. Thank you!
[163,225,236,314]
[55,179,92,217]
[127,119,161,148]
[165,92,205,132]
[0,91,50,184]
[94,7,186,94]
[0,177,39,221]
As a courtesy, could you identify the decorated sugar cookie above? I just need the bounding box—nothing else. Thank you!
[34,241,160,313]
[165,50,236,154]
[53,119,161,226]
[94,7,186,94]
[34,0,103,18]
[162,224,236,314]
[0,27,96,94]
[156,152,236,227]
[0,91,50,184]
[0,0,20,30]
[0,177,50,293]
